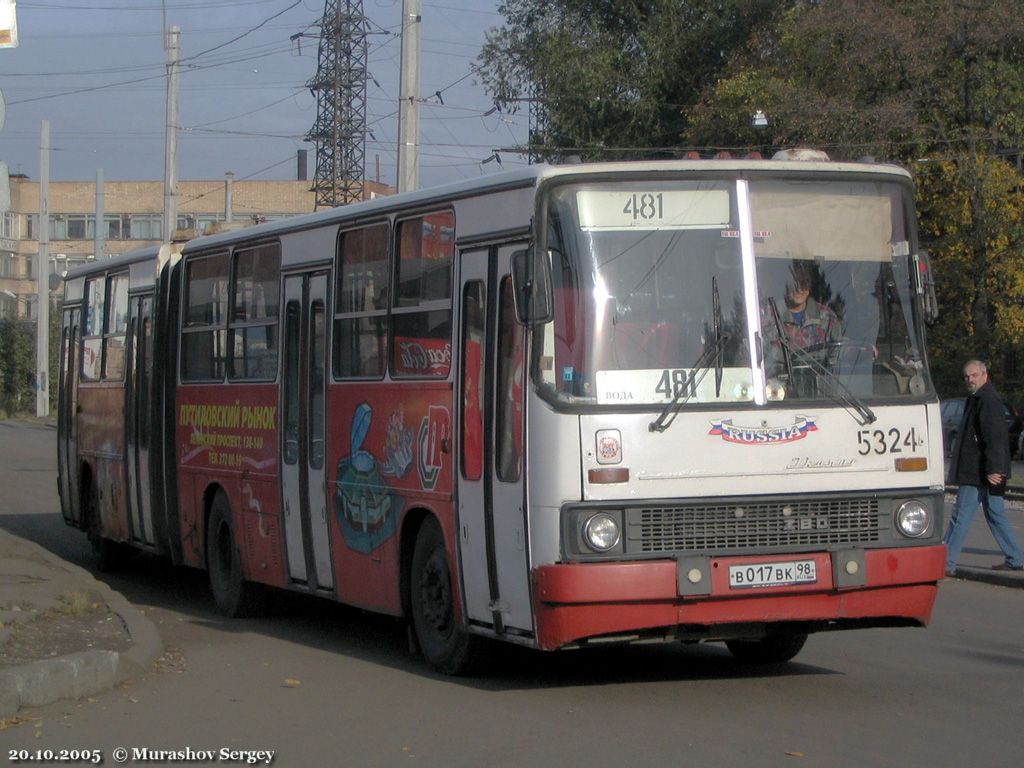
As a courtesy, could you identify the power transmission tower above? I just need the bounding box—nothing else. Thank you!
[306,0,368,208]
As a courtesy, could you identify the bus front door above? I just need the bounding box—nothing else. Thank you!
[125,294,156,546]
[58,307,81,527]
[281,271,334,593]
[457,246,533,635]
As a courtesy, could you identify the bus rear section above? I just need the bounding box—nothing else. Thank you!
[516,162,945,662]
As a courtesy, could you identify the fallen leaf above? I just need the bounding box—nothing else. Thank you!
[785,751,805,758]
[283,678,301,688]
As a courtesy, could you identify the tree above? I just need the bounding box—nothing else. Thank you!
[688,1,1024,158]
[0,319,34,416]
[477,0,785,160]
[685,0,1024,395]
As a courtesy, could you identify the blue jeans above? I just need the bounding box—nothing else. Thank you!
[944,484,1024,569]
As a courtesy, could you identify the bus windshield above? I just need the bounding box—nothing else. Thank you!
[537,176,930,408]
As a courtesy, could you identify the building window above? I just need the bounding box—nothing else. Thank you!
[1,212,17,239]
[128,214,161,241]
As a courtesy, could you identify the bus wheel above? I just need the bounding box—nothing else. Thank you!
[206,491,255,617]
[410,518,480,675]
[725,632,808,664]
[84,481,129,572]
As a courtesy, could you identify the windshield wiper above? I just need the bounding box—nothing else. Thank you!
[649,330,733,433]
[712,276,724,398]
[766,298,877,426]
[650,277,731,433]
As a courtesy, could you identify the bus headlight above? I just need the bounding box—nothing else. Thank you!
[582,512,621,552]
[895,500,930,538]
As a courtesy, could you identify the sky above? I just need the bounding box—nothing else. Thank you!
[2,0,528,191]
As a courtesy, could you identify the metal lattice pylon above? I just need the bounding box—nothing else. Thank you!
[306,0,368,208]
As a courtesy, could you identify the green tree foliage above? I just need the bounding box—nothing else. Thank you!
[687,0,1024,395]
[0,319,35,416]
[687,0,1024,160]
[917,155,1024,396]
[477,0,784,160]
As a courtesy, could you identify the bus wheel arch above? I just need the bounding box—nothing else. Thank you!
[80,462,129,571]
[205,486,256,617]
[407,513,481,675]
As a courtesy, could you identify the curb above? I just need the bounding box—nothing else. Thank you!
[0,537,164,718]
[947,566,1024,589]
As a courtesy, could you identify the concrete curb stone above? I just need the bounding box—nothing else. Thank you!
[0,532,164,718]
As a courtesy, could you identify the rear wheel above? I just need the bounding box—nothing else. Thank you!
[725,632,808,664]
[83,478,130,572]
[206,491,256,617]
[410,517,480,675]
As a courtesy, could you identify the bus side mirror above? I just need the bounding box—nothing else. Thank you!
[914,250,939,324]
[511,248,553,324]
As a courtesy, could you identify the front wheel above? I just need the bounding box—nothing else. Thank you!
[409,517,481,675]
[206,491,256,617]
[725,632,808,664]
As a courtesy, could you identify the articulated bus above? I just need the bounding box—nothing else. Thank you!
[57,154,946,673]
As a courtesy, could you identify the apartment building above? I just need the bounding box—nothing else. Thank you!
[0,174,393,319]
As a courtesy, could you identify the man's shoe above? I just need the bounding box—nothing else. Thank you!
[992,562,1024,571]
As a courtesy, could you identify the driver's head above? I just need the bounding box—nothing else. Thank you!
[785,261,813,310]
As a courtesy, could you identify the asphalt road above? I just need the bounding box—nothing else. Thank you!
[1,420,1022,768]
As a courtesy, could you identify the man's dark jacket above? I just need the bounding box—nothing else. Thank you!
[948,380,1011,486]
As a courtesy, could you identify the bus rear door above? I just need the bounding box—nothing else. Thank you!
[58,307,81,527]
[281,270,334,592]
[125,294,156,546]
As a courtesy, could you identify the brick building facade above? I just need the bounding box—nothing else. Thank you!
[0,176,393,319]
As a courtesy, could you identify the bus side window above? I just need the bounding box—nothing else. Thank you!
[496,277,523,482]
[230,243,280,381]
[82,277,104,382]
[102,272,129,380]
[460,281,485,481]
[391,211,453,379]
[334,223,389,379]
[181,253,229,382]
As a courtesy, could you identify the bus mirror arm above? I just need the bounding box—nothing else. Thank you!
[512,247,554,325]
[913,250,939,324]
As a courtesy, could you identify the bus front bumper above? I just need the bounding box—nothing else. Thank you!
[531,544,946,651]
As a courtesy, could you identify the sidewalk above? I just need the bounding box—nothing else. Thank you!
[0,528,163,718]
[943,491,1024,588]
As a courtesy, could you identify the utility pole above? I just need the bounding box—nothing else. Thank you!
[163,25,180,242]
[94,167,104,260]
[396,0,420,193]
[224,171,233,224]
[36,119,49,417]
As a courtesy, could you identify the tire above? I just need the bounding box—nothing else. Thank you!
[725,632,808,664]
[206,491,256,617]
[409,517,480,675]
[84,478,130,572]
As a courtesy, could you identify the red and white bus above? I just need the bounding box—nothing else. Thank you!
[58,155,946,673]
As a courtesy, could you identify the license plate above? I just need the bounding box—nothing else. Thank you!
[729,560,817,589]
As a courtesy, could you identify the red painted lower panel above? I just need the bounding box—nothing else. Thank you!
[532,545,945,650]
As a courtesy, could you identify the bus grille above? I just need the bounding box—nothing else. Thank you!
[627,498,882,553]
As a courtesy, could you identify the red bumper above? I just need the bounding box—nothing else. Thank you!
[532,545,946,651]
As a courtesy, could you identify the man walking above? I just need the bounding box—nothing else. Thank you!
[945,359,1024,574]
